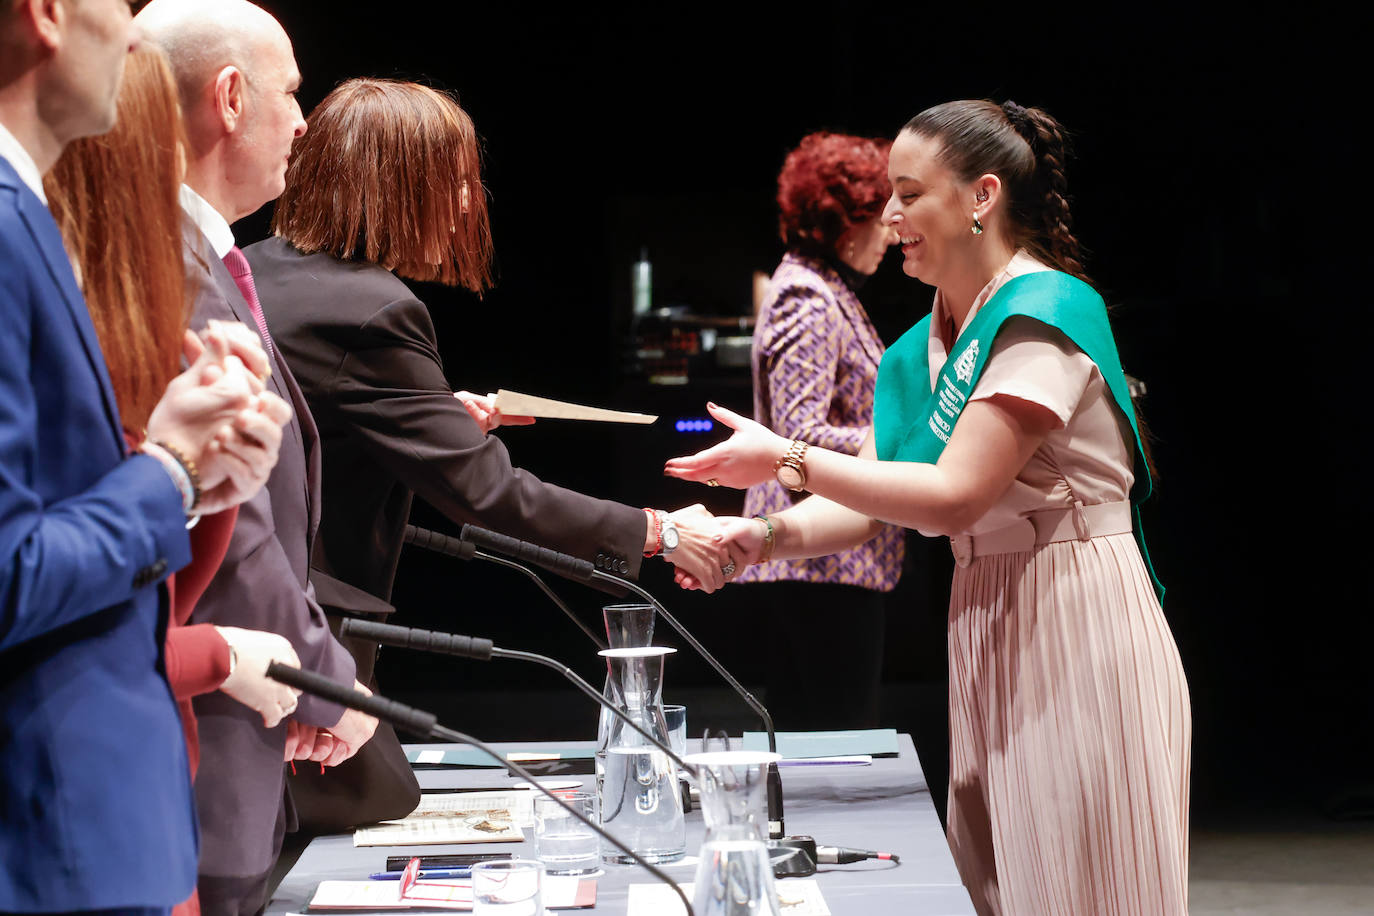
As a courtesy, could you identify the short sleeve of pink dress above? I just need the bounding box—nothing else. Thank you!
[937,255,1191,916]
[962,316,1136,535]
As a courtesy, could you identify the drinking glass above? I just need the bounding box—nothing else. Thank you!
[662,704,687,760]
[534,792,601,876]
[471,858,543,916]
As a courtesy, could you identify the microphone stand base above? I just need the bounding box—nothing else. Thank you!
[768,835,818,877]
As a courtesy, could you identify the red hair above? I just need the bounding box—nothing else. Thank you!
[777,132,892,256]
[271,79,493,293]
[45,46,189,436]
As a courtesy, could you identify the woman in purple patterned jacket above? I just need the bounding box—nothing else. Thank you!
[734,132,901,729]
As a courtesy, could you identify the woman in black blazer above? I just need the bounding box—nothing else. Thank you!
[246,77,731,831]
[249,78,729,605]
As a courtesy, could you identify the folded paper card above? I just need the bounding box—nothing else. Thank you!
[493,389,656,424]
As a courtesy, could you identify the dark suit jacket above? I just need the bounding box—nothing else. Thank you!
[182,225,357,879]
[0,156,198,909]
[244,236,647,607]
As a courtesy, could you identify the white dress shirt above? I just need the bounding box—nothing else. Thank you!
[0,121,48,205]
[179,183,235,257]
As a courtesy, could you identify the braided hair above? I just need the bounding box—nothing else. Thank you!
[905,100,1161,477]
[903,99,1089,282]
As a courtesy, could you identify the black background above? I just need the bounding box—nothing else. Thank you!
[238,5,1365,823]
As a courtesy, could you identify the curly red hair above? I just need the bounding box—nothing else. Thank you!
[777,132,892,255]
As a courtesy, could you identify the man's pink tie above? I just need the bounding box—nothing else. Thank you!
[221,245,275,359]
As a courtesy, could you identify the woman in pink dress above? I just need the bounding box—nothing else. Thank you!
[667,100,1190,916]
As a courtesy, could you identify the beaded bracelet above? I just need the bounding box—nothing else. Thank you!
[642,507,662,557]
[754,514,776,563]
[150,439,202,513]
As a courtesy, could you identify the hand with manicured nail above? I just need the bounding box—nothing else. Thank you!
[663,402,789,490]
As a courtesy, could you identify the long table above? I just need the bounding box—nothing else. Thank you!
[266,734,974,914]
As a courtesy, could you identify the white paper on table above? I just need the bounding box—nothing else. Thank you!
[626,878,829,915]
[353,810,524,847]
[309,879,465,909]
[389,791,536,827]
[492,389,657,424]
[309,874,594,910]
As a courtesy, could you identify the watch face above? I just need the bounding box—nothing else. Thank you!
[662,524,680,552]
[778,466,803,489]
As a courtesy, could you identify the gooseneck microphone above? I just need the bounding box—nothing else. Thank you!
[403,524,608,649]
[337,618,697,778]
[457,524,787,839]
[265,663,695,916]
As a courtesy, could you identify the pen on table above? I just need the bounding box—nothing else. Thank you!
[369,866,472,880]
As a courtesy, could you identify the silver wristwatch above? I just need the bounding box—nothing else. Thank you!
[658,510,680,555]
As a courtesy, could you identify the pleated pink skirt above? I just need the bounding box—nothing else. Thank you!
[946,532,1190,916]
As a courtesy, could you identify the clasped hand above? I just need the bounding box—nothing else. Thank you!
[671,515,769,592]
[145,321,292,513]
[283,682,379,767]
[215,625,302,728]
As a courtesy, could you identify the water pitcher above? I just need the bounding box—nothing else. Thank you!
[597,646,685,864]
[596,604,656,760]
[685,750,783,916]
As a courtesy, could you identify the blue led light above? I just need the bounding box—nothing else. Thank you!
[674,418,714,433]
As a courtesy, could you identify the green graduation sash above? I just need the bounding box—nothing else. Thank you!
[873,271,1163,601]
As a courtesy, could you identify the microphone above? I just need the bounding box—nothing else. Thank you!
[452,525,628,599]
[457,524,786,839]
[403,524,607,649]
[265,663,695,916]
[338,618,696,778]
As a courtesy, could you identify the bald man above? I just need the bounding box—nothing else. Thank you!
[137,2,377,912]
[1,1,295,913]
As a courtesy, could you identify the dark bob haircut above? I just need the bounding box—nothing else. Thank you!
[777,131,891,256]
[271,78,493,293]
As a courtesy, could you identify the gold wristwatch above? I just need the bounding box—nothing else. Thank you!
[774,439,809,491]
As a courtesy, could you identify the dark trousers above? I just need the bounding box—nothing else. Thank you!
[196,786,285,916]
[738,580,887,731]
[195,873,270,916]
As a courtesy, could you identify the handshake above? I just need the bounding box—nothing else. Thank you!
[653,505,772,594]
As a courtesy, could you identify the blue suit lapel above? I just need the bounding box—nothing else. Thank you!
[7,163,125,448]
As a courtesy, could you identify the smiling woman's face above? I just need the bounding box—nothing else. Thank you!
[881,130,978,288]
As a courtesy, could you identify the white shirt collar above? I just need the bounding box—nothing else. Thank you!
[0,121,48,206]
[179,183,235,258]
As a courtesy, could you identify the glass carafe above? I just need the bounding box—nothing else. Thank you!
[596,604,656,769]
[597,646,685,864]
[684,750,783,916]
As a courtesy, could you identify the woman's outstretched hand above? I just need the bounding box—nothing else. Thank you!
[663,403,788,489]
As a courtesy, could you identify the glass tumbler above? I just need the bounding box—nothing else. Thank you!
[471,858,544,916]
[534,791,601,876]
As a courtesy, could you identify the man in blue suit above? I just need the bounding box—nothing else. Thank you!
[1,1,290,911]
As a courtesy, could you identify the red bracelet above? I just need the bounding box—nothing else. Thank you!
[642,507,662,557]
